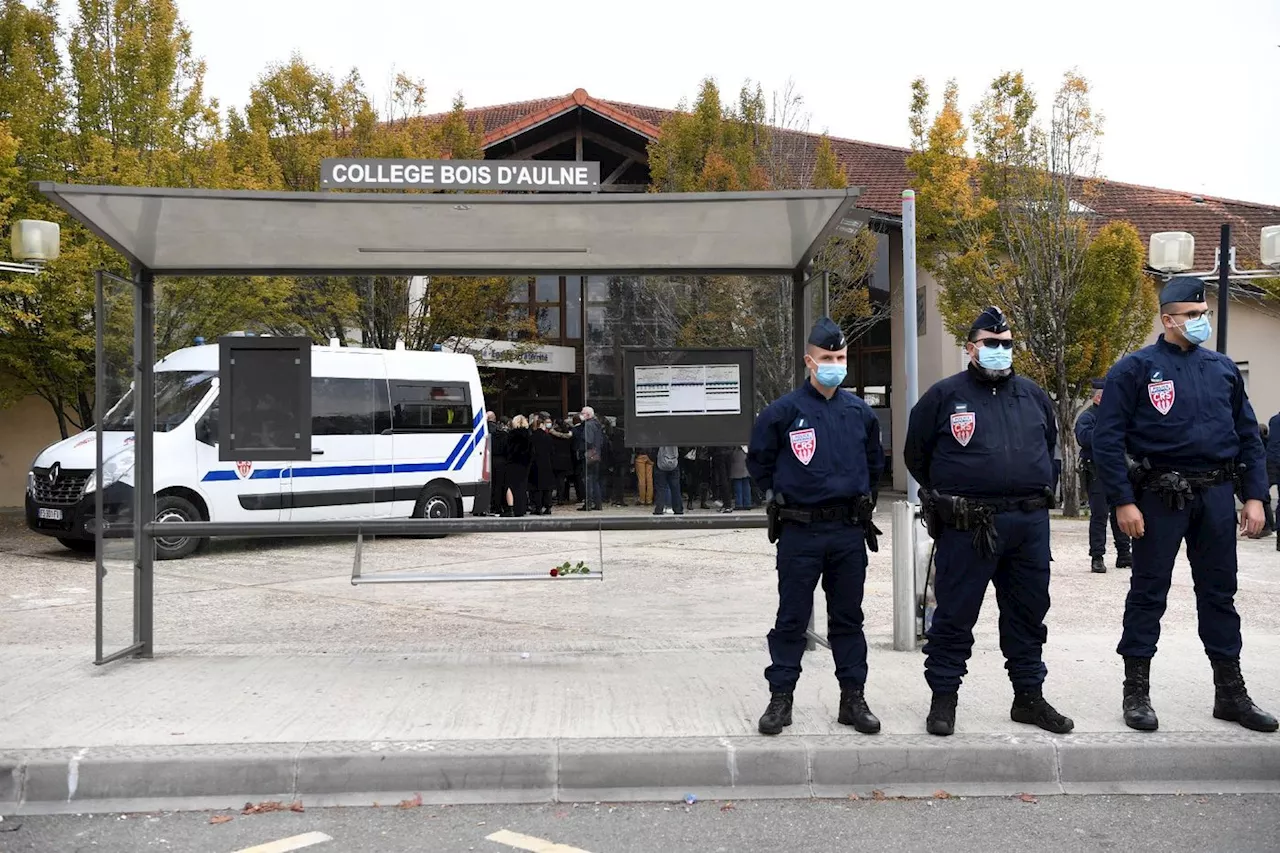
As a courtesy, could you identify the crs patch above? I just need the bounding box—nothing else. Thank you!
[789,428,817,465]
[235,460,254,480]
[950,411,976,447]
[1147,380,1175,415]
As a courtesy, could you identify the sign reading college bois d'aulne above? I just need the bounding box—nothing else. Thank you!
[319,159,601,192]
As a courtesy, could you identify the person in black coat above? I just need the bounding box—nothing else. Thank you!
[529,419,557,515]
[489,417,510,516]
[504,416,534,517]
[550,420,576,504]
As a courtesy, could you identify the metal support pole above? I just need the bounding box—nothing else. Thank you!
[134,265,155,658]
[902,190,921,504]
[1217,223,1230,354]
[94,271,106,665]
[892,500,917,651]
[792,268,808,386]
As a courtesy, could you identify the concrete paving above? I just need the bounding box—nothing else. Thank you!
[1,508,1278,813]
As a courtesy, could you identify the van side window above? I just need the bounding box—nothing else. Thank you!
[390,382,471,433]
[312,378,392,436]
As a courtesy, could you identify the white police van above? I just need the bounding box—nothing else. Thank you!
[26,342,491,559]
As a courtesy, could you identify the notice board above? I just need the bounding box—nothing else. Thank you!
[621,347,755,447]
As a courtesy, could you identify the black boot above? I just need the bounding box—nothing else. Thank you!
[1122,656,1159,731]
[1010,687,1075,734]
[926,691,958,736]
[1090,556,1107,574]
[837,685,880,734]
[758,692,794,736]
[1115,552,1132,569]
[1211,658,1279,733]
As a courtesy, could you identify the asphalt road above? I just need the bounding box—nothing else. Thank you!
[4,795,1278,853]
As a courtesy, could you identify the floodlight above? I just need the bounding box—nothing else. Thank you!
[1149,231,1194,273]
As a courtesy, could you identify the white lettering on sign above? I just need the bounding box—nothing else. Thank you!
[320,159,600,190]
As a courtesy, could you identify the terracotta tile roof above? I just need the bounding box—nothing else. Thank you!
[426,89,1280,256]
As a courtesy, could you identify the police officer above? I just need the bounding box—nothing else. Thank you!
[1091,277,1276,733]
[1075,378,1132,573]
[905,306,1074,737]
[748,317,884,736]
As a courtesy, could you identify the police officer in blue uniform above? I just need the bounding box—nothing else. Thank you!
[1265,412,1279,545]
[1075,378,1132,574]
[905,306,1074,737]
[748,317,885,736]
[1091,277,1276,733]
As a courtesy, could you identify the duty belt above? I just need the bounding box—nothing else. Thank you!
[771,495,882,552]
[1137,464,1232,511]
[920,489,1055,559]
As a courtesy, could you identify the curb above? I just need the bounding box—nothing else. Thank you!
[3,732,1278,815]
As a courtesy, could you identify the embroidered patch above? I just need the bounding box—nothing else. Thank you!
[950,412,976,446]
[1147,380,1175,416]
[789,428,817,465]
[235,460,254,480]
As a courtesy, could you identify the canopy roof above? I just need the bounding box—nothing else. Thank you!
[36,183,866,277]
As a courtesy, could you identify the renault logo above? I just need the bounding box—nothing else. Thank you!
[47,463,60,485]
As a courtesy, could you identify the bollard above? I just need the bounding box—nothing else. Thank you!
[892,500,918,651]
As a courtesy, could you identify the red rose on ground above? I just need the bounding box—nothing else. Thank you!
[550,568,559,577]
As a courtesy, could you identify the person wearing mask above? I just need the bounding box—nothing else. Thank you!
[749,317,884,737]
[1091,277,1275,733]
[529,416,556,516]
[905,306,1073,738]
[1075,378,1132,573]
[504,415,534,518]
[578,407,605,511]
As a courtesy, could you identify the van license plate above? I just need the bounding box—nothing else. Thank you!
[38,508,63,521]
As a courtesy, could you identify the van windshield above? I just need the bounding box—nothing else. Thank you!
[100,371,216,433]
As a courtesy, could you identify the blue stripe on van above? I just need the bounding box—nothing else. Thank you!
[200,409,486,483]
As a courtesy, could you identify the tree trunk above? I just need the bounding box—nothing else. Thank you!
[50,396,70,440]
[1057,398,1081,517]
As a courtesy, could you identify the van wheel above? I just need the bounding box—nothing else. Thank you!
[57,537,95,555]
[412,486,457,539]
[153,495,206,560]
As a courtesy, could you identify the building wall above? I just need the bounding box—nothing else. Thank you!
[0,395,72,508]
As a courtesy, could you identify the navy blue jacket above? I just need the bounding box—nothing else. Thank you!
[904,366,1057,500]
[1092,336,1267,506]
[1268,412,1280,472]
[747,381,883,505]
[1074,404,1101,461]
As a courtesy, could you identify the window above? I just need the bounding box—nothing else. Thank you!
[586,276,610,302]
[101,370,216,433]
[509,279,531,303]
[311,378,389,436]
[536,305,561,338]
[566,276,582,339]
[535,275,560,302]
[390,381,471,433]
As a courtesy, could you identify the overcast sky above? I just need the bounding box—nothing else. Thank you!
[86,0,1280,207]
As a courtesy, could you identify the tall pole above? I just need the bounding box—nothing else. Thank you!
[902,190,921,504]
[1217,223,1230,354]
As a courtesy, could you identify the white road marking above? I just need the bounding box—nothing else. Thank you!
[486,829,595,853]
[230,831,332,853]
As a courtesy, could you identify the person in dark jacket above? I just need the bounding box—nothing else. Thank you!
[504,416,534,517]
[490,416,510,516]
[1075,378,1132,573]
[607,418,631,506]
[1265,414,1279,544]
[550,419,576,505]
[711,446,735,512]
[529,418,557,515]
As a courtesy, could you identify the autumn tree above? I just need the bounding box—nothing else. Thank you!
[646,77,880,406]
[908,70,1157,514]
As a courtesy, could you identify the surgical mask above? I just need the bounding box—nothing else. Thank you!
[812,363,847,388]
[1180,315,1212,345]
[975,344,1013,371]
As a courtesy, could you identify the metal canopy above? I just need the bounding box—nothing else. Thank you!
[36,182,865,277]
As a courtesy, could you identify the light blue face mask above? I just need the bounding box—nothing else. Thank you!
[812,362,848,388]
[976,344,1013,371]
[1180,315,1212,345]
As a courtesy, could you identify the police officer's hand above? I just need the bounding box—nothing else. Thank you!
[1240,499,1265,538]
[1116,503,1144,539]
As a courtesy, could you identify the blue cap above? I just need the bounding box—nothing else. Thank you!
[807,317,847,351]
[1159,276,1206,306]
[970,305,1009,335]
[1090,377,1106,390]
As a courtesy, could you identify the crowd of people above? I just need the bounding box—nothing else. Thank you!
[482,406,760,517]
